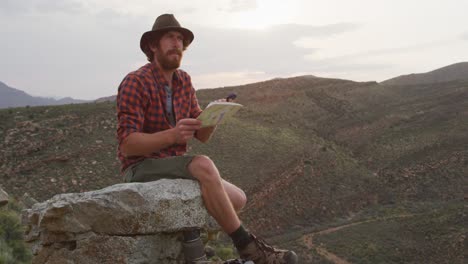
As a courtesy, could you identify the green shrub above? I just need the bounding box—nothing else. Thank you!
[216,246,235,260]
[0,207,32,264]
[0,239,15,264]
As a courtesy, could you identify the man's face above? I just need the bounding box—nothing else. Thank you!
[151,31,184,70]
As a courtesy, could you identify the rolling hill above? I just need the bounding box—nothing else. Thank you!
[0,64,466,263]
[0,81,87,108]
[381,61,468,86]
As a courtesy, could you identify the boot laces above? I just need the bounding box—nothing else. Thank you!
[252,234,280,255]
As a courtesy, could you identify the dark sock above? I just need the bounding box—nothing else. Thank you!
[183,229,201,242]
[229,225,253,250]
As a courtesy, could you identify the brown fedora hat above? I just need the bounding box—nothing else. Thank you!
[140,14,194,54]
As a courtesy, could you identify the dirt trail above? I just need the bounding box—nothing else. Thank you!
[300,214,416,264]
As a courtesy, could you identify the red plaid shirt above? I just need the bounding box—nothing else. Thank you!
[116,63,202,172]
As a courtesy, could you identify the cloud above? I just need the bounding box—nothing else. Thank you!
[0,0,85,15]
[222,0,257,12]
[193,71,270,89]
[0,6,145,99]
[0,4,362,99]
[462,31,468,40]
[184,22,359,76]
[306,40,451,65]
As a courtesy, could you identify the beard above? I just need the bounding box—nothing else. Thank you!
[155,49,183,70]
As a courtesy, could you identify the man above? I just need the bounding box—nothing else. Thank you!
[116,14,298,264]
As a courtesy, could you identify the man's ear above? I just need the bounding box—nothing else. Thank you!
[149,42,158,53]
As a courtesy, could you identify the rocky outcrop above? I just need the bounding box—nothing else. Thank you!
[0,186,9,207]
[22,179,218,264]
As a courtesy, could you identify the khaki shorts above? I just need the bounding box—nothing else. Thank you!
[124,155,196,183]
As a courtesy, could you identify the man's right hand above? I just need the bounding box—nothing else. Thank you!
[173,118,202,144]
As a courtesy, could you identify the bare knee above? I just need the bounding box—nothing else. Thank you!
[224,181,248,211]
[188,155,221,185]
[234,189,247,211]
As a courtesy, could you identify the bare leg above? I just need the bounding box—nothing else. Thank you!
[188,156,298,263]
[222,179,247,212]
[188,155,241,234]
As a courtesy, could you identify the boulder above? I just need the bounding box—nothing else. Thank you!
[22,179,218,264]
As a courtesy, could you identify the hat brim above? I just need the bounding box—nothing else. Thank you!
[140,27,194,54]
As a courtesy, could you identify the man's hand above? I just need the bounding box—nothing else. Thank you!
[173,118,202,144]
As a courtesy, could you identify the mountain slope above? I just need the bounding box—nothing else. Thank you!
[381,62,468,85]
[0,81,87,108]
[0,69,466,262]
[1,75,465,215]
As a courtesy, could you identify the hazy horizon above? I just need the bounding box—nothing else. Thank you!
[1,0,468,100]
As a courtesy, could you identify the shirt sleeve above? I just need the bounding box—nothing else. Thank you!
[116,74,148,144]
[190,87,203,118]
[188,76,203,118]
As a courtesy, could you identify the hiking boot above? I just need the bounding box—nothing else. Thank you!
[238,235,298,264]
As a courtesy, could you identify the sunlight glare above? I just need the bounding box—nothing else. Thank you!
[226,0,294,30]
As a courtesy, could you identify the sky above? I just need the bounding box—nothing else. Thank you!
[1,0,468,100]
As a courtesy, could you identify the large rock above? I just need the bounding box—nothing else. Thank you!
[22,179,218,264]
[0,186,9,207]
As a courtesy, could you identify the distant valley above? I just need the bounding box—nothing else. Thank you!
[0,62,466,263]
